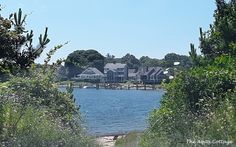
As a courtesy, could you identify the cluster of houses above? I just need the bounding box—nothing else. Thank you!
[74,63,166,84]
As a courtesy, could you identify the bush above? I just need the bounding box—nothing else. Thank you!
[0,70,97,146]
[0,104,94,147]
[140,56,236,147]
[0,7,97,146]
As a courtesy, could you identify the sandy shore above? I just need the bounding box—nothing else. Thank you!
[96,135,124,147]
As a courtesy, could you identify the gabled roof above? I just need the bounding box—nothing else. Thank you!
[138,67,155,75]
[104,63,126,69]
[80,67,103,75]
[138,67,163,76]
[107,69,117,73]
[150,67,163,76]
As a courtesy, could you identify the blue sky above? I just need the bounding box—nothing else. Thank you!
[1,0,216,63]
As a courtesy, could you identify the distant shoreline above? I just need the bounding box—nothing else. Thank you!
[57,81,164,90]
[58,84,164,91]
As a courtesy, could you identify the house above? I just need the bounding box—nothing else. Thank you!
[104,63,128,83]
[136,67,165,84]
[128,69,138,82]
[150,67,165,84]
[75,67,104,82]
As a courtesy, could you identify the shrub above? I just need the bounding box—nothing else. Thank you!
[0,67,97,146]
[140,56,236,147]
[0,7,97,147]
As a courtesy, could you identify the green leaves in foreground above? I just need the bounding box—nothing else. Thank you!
[141,0,236,146]
[0,71,96,146]
[141,56,236,147]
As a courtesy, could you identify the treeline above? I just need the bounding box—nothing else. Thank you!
[61,50,192,79]
[140,0,236,146]
[106,53,191,68]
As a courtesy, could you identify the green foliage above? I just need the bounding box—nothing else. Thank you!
[139,56,163,67]
[163,53,191,68]
[189,44,201,66]
[65,49,104,78]
[200,0,236,58]
[141,56,236,146]
[105,53,116,64]
[140,53,192,69]
[4,75,77,118]
[0,7,97,147]
[121,53,141,69]
[0,104,95,147]
[0,8,50,75]
[0,68,98,146]
[142,1,236,146]
[0,59,96,146]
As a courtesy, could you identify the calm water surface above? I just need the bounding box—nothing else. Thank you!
[69,88,163,136]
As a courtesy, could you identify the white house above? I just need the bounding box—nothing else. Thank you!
[75,67,104,82]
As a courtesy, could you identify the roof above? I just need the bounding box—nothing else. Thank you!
[107,69,117,73]
[138,67,163,76]
[138,67,154,75]
[104,63,126,69]
[79,67,104,76]
[150,67,163,76]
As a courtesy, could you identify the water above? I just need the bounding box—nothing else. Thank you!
[64,88,163,136]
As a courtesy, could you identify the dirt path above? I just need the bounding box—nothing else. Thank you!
[96,136,116,147]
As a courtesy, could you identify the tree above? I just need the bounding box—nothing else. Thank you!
[141,1,236,146]
[65,49,104,78]
[189,44,200,66]
[0,7,95,146]
[140,56,162,67]
[121,53,140,69]
[199,0,236,58]
[163,53,191,68]
[0,8,50,75]
[105,53,116,64]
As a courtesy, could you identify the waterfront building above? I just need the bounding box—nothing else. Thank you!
[104,63,128,83]
[75,67,104,82]
[136,67,165,84]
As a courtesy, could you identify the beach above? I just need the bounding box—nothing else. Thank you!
[96,135,124,147]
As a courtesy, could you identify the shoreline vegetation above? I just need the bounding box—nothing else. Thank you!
[139,0,236,146]
[0,7,98,146]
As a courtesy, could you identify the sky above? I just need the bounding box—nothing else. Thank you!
[1,0,216,63]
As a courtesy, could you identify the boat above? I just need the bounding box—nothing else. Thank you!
[83,85,97,89]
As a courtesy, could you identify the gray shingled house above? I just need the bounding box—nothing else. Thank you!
[149,67,165,84]
[136,67,165,84]
[128,69,138,82]
[104,63,128,83]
